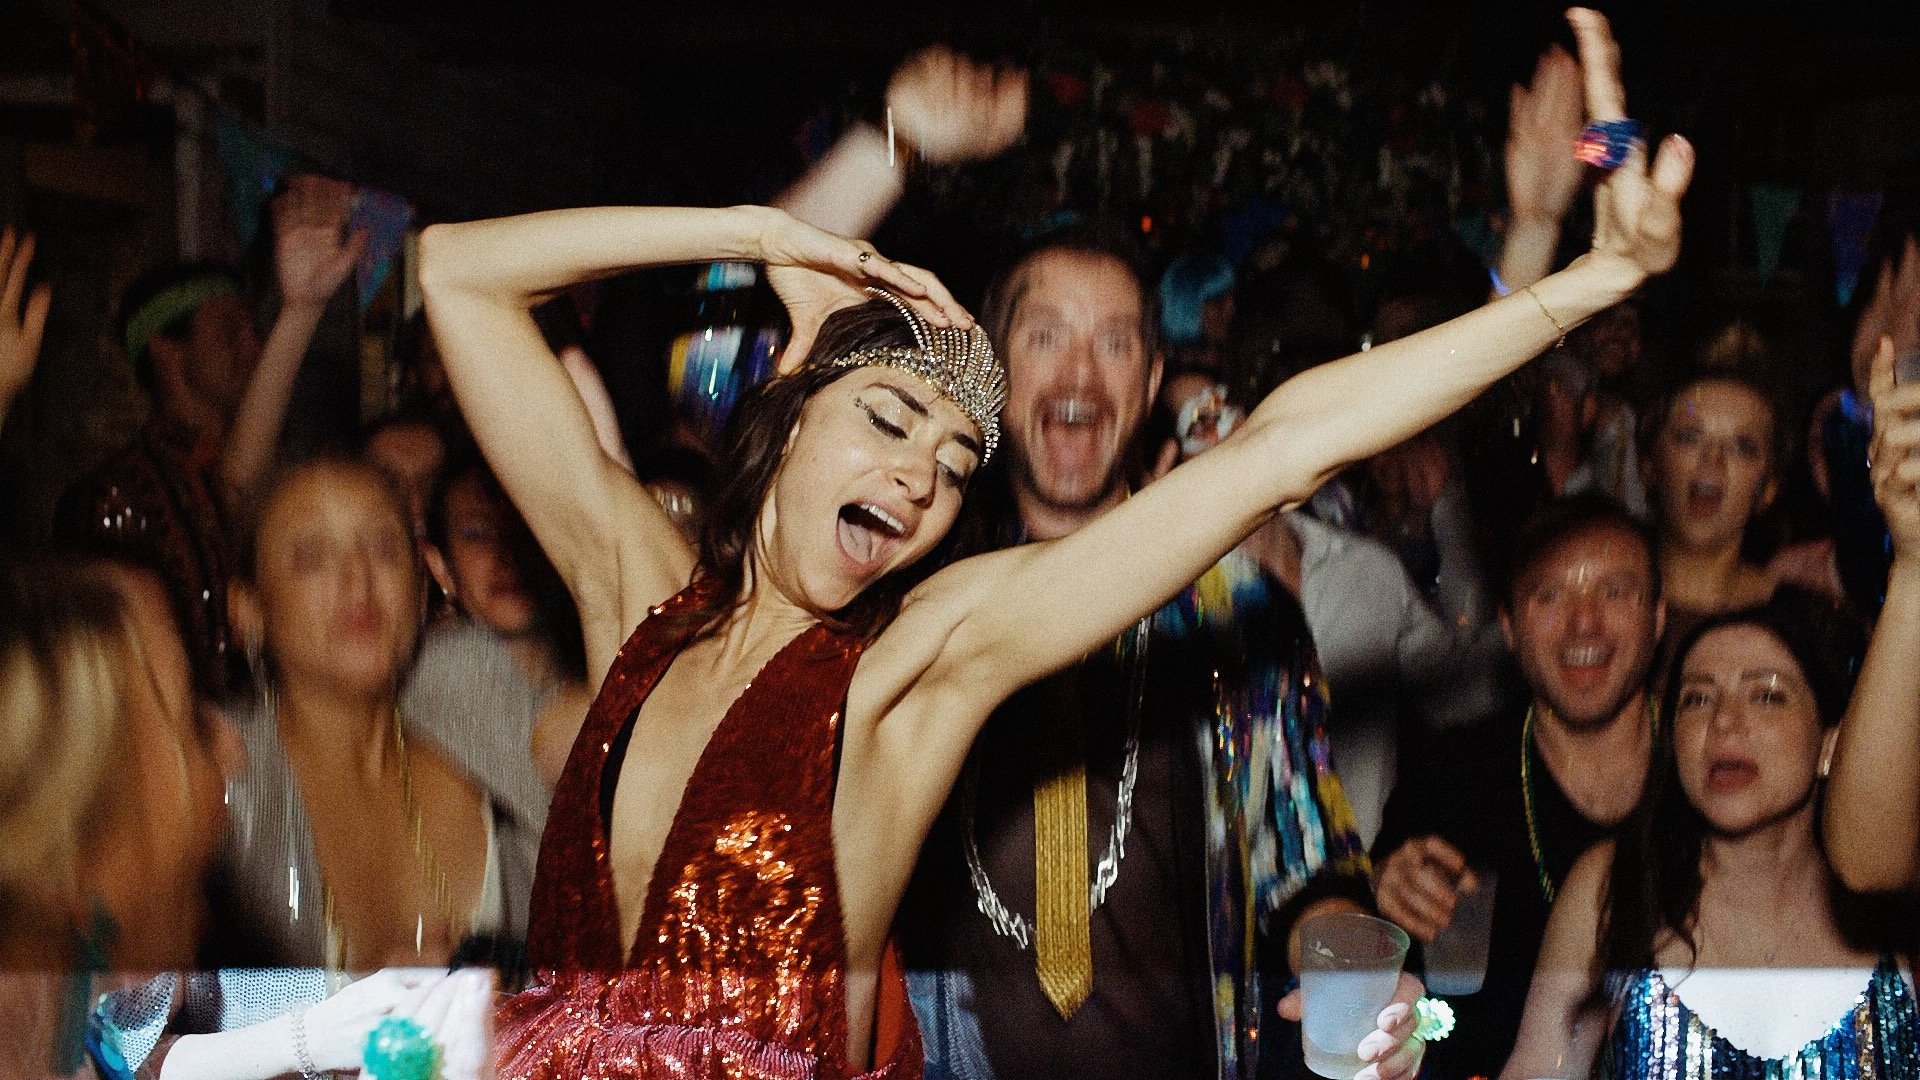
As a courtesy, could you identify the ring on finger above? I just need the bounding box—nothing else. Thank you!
[857,250,872,265]
[1575,118,1645,170]
[1412,997,1455,1042]
[364,1016,440,1080]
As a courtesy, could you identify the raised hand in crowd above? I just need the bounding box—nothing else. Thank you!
[1374,834,1479,944]
[1848,237,1920,394]
[776,47,1027,238]
[1498,42,1587,293]
[0,227,52,426]
[1824,336,1920,892]
[886,46,1029,166]
[221,174,367,501]
[1565,9,1687,285]
[274,174,368,310]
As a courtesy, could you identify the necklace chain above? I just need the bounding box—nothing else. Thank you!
[322,711,465,972]
[1520,701,1659,907]
[963,617,1150,949]
[1519,705,1557,905]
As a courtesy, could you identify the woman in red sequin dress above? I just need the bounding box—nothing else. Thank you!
[422,31,1688,1072]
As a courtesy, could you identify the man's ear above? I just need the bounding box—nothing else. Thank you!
[1145,348,1166,407]
[1498,608,1517,654]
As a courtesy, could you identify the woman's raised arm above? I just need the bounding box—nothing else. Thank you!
[887,9,1691,739]
[1825,338,1920,892]
[1495,844,1613,1080]
[418,205,954,669]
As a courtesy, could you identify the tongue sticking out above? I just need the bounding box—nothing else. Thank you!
[837,504,899,569]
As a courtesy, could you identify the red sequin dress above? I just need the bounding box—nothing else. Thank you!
[497,580,922,1079]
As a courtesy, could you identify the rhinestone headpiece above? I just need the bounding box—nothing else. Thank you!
[830,288,1008,462]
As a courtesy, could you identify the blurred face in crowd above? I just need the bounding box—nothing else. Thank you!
[1672,624,1831,836]
[1503,522,1663,731]
[1163,372,1244,462]
[250,462,423,699]
[365,421,447,540]
[100,567,239,963]
[427,469,545,637]
[1001,249,1162,518]
[1649,378,1777,554]
[177,293,263,417]
[1581,303,1642,379]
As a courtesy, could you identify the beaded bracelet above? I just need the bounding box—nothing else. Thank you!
[290,1009,324,1080]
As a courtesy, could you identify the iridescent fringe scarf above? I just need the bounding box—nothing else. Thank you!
[1155,546,1371,1078]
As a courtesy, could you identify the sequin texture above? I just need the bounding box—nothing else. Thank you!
[500,580,921,1079]
[1601,958,1920,1080]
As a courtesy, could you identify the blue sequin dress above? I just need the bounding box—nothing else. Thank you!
[1602,957,1920,1080]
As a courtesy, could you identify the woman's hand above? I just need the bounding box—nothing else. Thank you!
[1506,44,1586,229]
[1570,8,1692,287]
[297,969,448,1073]
[1851,237,1920,391]
[1276,971,1427,1080]
[1868,336,1920,561]
[0,226,51,410]
[887,47,1028,166]
[294,967,496,1079]
[272,174,366,312]
[752,207,973,372]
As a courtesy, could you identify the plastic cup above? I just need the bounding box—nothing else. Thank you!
[1424,868,1498,996]
[1299,911,1411,1079]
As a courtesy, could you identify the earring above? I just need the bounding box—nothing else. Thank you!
[245,634,277,717]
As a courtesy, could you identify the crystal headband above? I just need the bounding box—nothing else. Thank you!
[831,288,1008,462]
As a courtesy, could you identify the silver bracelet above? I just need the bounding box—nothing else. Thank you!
[290,1009,324,1080]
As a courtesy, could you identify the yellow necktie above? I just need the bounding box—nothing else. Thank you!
[1033,682,1092,1019]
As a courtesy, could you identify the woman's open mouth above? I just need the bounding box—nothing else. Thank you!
[837,502,909,572]
[1706,755,1759,793]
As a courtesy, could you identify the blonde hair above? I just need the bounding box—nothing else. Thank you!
[0,563,126,937]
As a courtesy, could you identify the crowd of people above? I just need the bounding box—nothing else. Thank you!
[2,8,1918,1080]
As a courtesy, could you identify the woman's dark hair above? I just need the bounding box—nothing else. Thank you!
[424,453,495,555]
[1598,586,1866,981]
[688,299,958,640]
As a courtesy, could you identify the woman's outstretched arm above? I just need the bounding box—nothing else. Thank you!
[874,9,1690,750]
[1825,338,1920,893]
[418,205,954,671]
[1496,843,1613,1080]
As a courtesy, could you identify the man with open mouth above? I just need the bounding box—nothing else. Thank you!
[1371,494,1665,1078]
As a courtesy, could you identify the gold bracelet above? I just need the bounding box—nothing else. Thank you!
[1520,284,1567,349]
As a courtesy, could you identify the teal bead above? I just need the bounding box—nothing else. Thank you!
[363,1016,440,1080]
